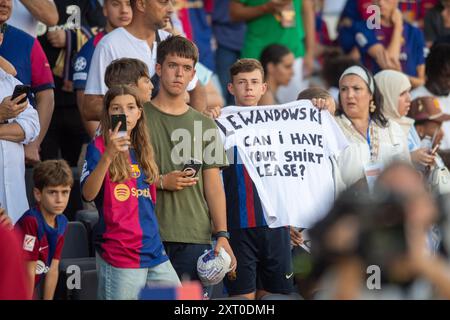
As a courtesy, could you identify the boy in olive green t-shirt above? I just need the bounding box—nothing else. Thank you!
[145,36,237,285]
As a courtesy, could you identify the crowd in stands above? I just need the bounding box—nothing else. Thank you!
[2,0,450,301]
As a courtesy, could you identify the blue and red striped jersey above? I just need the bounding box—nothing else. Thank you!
[222,147,267,230]
[15,207,67,286]
[0,24,54,94]
[80,136,167,269]
[355,20,426,77]
[73,31,106,90]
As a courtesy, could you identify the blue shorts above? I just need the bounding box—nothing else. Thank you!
[223,226,294,296]
[163,242,212,282]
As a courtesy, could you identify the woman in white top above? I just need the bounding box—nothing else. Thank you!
[0,67,40,224]
[335,65,410,188]
[374,70,435,167]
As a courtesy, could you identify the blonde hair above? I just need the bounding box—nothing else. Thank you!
[101,85,159,184]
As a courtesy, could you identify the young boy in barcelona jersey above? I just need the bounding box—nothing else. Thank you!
[218,59,296,299]
[15,160,73,300]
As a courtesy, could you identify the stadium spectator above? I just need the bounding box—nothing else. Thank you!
[309,162,450,300]
[15,160,73,299]
[83,0,206,122]
[105,58,153,102]
[259,44,295,105]
[0,0,54,165]
[335,65,410,188]
[0,210,30,300]
[81,85,180,300]
[230,0,316,103]
[336,0,371,59]
[372,163,450,299]
[39,0,105,167]
[0,67,40,224]
[73,0,133,139]
[145,36,236,292]
[352,0,426,88]
[424,0,450,47]
[221,59,294,299]
[408,97,445,153]
[162,15,224,114]
[411,43,450,153]
[399,0,438,29]
[374,69,435,167]
[212,0,246,105]
[8,0,58,37]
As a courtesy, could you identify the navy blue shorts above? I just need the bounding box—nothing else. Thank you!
[223,226,294,296]
[163,242,211,282]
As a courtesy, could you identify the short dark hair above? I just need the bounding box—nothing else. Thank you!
[297,87,331,100]
[33,160,74,191]
[259,44,291,79]
[425,42,450,95]
[426,43,450,79]
[321,52,357,88]
[156,35,198,65]
[229,59,265,82]
[105,58,150,88]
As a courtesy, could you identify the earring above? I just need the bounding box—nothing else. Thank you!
[370,100,376,113]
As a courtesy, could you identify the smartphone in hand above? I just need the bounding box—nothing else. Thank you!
[11,85,31,104]
[182,158,202,178]
[110,114,127,137]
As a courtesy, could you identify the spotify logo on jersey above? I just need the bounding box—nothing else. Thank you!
[114,184,131,202]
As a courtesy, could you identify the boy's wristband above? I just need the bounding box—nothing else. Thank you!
[213,231,230,241]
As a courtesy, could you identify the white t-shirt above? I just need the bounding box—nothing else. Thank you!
[411,85,450,150]
[216,101,349,228]
[9,0,53,37]
[335,116,411,187]
[85,27,198,95]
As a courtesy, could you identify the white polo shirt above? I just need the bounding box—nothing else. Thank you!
[85,27,197,96]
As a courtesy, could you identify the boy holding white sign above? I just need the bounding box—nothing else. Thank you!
[220,59,296,300]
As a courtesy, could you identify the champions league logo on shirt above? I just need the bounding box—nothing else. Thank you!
[74,57,87,72]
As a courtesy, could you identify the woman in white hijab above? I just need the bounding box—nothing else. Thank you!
[374,70,435,167]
